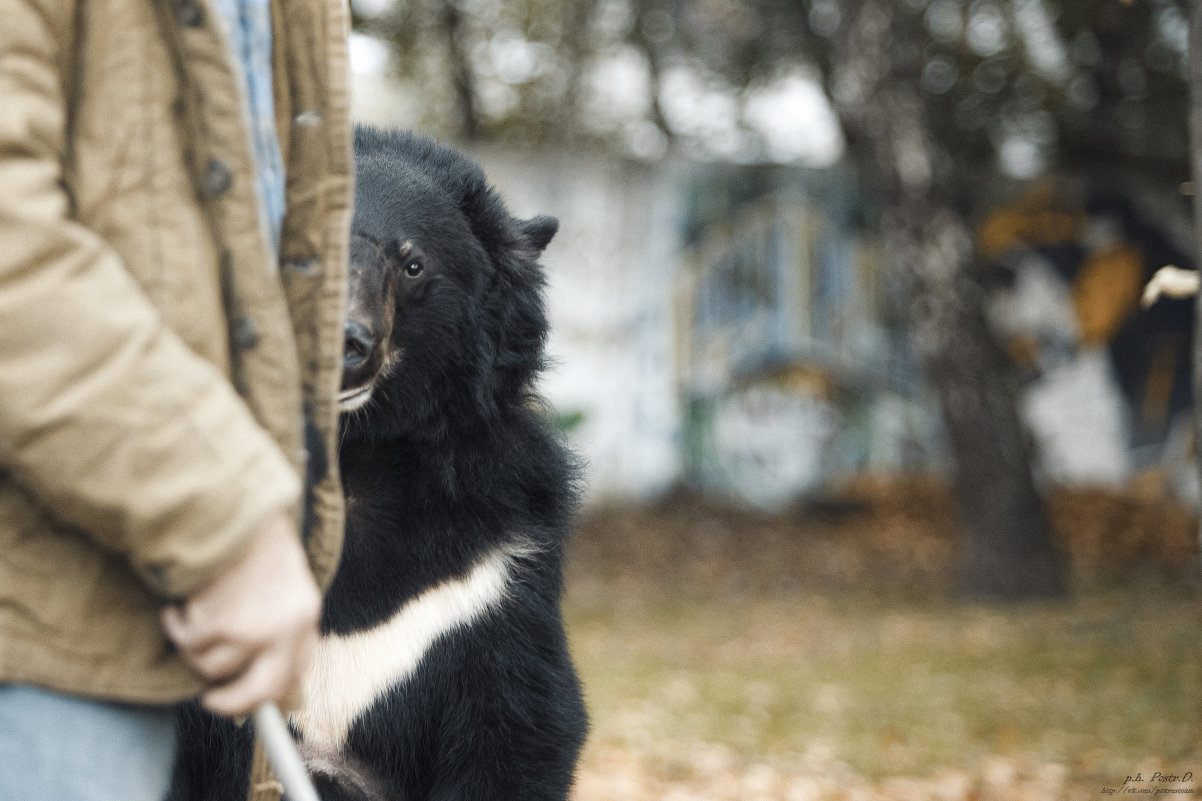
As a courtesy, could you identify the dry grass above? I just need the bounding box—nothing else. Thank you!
[564,479,1202,800]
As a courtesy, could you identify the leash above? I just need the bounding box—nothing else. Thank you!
[254,702,323,801]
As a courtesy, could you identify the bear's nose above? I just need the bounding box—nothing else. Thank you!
[344,320,376,370]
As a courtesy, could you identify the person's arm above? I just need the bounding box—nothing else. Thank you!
[0,0,300,598]
[2,0,325,716]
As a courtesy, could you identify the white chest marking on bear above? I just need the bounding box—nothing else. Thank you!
[291,541,533,750]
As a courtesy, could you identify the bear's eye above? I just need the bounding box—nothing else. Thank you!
[404,260,424,278]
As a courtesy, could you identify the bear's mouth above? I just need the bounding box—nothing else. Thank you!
[338,383,374,412]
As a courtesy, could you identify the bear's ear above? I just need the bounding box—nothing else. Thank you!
[521,215,558,255]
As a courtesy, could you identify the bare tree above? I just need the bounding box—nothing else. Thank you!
[441,0,479,141]
[828,0,1065,599]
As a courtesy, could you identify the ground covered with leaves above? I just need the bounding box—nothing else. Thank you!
[563,478,1202,801]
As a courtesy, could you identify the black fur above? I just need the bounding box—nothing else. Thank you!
[171,128,586,801]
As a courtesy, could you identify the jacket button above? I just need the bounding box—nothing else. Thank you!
[177,1,204,27]
[232,317,260,350]
[203,159,233,197]
[146,562,172,593]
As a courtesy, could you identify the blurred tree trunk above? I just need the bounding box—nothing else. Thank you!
[1190,1,1202,551]
[442,1,479,141]
[830,0,1066,599]
[554,0,597,146]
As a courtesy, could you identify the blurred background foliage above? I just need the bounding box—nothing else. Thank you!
[350,0,1188,187]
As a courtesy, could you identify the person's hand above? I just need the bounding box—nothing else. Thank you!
[161,511,321,717]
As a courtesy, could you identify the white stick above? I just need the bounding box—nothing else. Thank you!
[1142,265,1201,307]
[254,703,322,801]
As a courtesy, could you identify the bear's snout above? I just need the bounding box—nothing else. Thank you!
[339,316,384,411]
[344,319,376,371]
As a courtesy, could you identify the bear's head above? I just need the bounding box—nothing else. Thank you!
[338,128,558,443]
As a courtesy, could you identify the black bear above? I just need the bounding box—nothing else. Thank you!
[171,127,587,801]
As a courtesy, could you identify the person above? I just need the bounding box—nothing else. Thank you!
[0,0,353,797]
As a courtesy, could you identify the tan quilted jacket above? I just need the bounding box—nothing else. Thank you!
[0,0,352,721]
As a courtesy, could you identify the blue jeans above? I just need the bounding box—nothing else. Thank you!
[0,684,177,801]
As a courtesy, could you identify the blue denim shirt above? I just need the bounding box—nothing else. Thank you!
[214,0,285,257]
